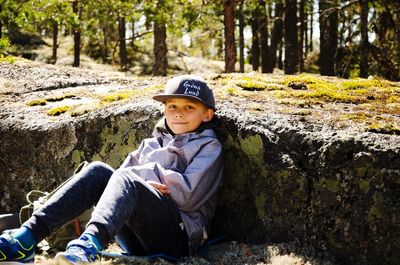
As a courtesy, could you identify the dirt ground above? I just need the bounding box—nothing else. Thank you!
[34,240,335,265]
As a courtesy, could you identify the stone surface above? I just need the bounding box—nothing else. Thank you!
[0,61,399,265]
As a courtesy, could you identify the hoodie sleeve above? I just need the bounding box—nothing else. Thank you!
[156,139,223,212]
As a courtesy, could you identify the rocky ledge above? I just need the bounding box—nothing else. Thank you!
[0,60,399,265]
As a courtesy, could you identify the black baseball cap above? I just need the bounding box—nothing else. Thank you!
[153,75,216,111]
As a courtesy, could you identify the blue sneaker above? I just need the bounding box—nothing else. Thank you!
[0,231,35,263]
[55,236,100,264]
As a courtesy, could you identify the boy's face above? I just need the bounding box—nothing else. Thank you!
[164,98,214,134]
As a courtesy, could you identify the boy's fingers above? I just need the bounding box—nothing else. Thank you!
[149,182,165,189]
[147,181,170,194]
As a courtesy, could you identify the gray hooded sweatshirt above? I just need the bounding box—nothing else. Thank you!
[120,119,224,252]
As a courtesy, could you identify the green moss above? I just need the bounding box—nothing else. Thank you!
[368,193,384,221]
[28,94,76,107]
[355,167,368,177]
[271,170,307,201]
[318,178,339,193]
[100,86,162,105]
[239,134,263,158]
[341,112,373,122]
[235,76,270,91]
[283,74,325,85]
[226,86,238,96]
[220,133,268,207]
[307,82,336,91]
[100,92,132,103]
[47,106,70,116]
[0,37,11,54]
[238,134,268,176]
[27,98,47,106]
[302,89,361,103]
[236,80,268,91]
[72,150,84,166]
[281,80,369,104]
[216,75,233,85]
[231,75,284,92]
[0,56,16,63]
[387,95,399,103]
[275,170,290,181]
[275,76,399,109]
[91,117,144,168]
[367,123,400,135]
[359,179,371,193]
[340,79,385,90]
[375,174,384,186]
[255,193,267,221]
[239,134,269,179]
[223,135,247,189]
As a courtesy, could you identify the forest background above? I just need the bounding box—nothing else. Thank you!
[0,0,399,81]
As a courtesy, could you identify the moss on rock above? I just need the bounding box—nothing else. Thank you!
[47,106,70,116]
[91,116,142,168]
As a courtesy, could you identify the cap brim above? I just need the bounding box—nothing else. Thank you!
[153,94,215,110]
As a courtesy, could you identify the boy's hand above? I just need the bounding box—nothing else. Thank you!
[146,180,170,195]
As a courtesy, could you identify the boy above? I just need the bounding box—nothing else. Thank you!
[0,75,223,264]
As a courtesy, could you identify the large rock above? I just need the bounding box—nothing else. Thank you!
[212,107,399,265]
[0,61,399,265]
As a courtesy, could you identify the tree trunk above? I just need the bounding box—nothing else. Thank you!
[51,21,58,64]
[305,4,308,55]
[258,0,269,73]
[0,4,2,39]
[266,0,283,73]
[338,11,345,48]
[319,0,338,76]
[118,16,128,71]
[238,0,245,73]
[72,1,80,68]
[131,21,135,49]
[216,30,224,60]
[153,1,168,76]
[299,0,305,72]
[278,40,283,69]
[310,1,313,52]
[103,27,108,63]
[73,31,80,67]
[284,0,298,74]
[251,10,260,71]
[360,0,369,78]
[224,0,236,73]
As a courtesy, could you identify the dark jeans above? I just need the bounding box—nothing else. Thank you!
[23,161,188,257]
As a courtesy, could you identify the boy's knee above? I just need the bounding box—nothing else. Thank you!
[86,161,114,173]
[76,161,114,184]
